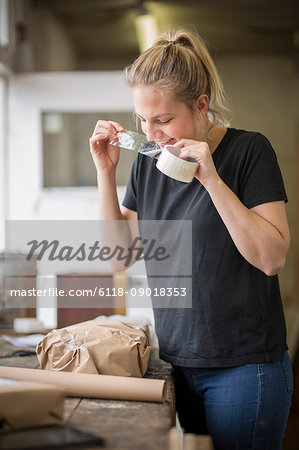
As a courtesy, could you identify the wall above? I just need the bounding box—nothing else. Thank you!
[14,0,77,72]
[0,73,8,251]
[218,55,299,305]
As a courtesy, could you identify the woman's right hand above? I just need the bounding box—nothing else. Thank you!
[89,120,126,175]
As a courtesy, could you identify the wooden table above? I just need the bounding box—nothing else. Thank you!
[0,334,175,449]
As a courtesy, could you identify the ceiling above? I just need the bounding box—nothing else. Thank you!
[45,0,299,70]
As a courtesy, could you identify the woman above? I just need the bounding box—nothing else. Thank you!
[89,28,293,449]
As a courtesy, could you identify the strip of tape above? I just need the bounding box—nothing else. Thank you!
[110,131,161,159]
[111,131,198,182]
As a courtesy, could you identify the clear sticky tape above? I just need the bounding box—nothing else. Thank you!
[110,131,161,159]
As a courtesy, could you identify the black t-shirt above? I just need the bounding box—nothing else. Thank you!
[122,128,288,367]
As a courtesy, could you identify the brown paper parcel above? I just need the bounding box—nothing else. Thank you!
[0,379,65,432]
[36,318,151,377]
[0,367,166,403]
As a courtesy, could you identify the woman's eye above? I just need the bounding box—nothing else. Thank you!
[138,117,172,124]
[157,119,172,124]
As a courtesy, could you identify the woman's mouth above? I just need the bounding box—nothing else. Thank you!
[158,138,176,148]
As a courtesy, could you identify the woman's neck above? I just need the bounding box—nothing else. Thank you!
[206,124,227,153]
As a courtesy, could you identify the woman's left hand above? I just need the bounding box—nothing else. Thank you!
[175,139,219,188]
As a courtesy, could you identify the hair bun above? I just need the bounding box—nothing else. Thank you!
[176,36,193,49]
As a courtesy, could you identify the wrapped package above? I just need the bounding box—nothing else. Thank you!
[36,318,151,377]
[0,378,65,431]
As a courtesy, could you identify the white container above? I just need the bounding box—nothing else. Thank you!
[156,145,199,182]
[13,318,45,333]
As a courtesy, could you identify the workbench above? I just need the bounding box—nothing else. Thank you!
[0,334,175,449]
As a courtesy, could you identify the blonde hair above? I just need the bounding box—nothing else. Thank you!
[124,27,231,127]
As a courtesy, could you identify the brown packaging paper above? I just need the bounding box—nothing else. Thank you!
[0,379,65,432]
[0,366,166,403]
[36,318,151,377]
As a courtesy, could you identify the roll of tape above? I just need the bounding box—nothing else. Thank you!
[156,145,199,182]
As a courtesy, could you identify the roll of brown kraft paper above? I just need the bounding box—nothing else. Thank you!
[0,366,166,403]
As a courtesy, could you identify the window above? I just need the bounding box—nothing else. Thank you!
[42,111,138,187]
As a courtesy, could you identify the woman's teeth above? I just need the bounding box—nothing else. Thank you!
[159,138,174,147]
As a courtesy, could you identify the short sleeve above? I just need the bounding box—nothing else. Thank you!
[239,133,288,209]
[122,155,139,211]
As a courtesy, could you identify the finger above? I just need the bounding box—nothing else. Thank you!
[108,121,126,133]
[92,126,118,143]
[178,149,191,160]
[90,131,122,146]
[174,139,193,148]
[179,147,200,161]
[90,130,110,141]
[92,122,118,140]
[174,139,185,148]
[93,120,110,135]
[93,120,125,138]
[89,132,110,146]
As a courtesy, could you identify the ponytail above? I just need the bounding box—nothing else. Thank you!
[124,27,231,127]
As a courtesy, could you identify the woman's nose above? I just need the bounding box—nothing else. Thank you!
[142,122,161,142]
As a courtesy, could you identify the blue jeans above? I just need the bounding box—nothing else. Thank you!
[173,351,293,450]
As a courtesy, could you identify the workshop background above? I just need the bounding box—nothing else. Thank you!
[0,1,298,448]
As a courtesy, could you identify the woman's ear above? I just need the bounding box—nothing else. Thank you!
[196,94,209,115]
